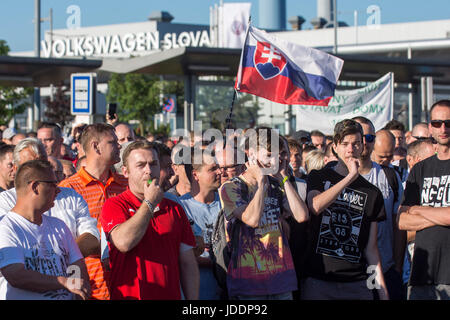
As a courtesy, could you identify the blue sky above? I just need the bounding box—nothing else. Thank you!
[1,0,449,52]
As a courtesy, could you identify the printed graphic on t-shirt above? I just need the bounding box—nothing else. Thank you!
[24,241,71,299]
[421,175,450,207]
[219,178,297,296]
[316,185,368,263]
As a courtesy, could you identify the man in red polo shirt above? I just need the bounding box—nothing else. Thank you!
[101,140,199,300]
[59,123,128,300]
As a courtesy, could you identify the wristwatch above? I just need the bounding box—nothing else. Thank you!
[143,199,155,213]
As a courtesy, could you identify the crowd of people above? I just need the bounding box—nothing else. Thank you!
[0,99,448,300]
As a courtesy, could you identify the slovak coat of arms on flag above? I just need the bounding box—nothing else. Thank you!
[235,25,344,106]
[254,42,287,80]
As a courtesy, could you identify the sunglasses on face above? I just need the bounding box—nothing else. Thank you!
[412,136,429,141]
[430,120,450,129]
[363,134,376,143]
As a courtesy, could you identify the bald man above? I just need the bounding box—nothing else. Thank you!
[114,123,135,145]
[409,123,430,144]
[405,139,435,170]
[371,130,395,167]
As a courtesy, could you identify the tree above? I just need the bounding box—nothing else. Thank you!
[106,73,184,135]
[0,40,33,126]
[196,79,260,131]
[43,84,74,129]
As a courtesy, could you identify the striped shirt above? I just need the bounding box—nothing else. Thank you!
[59,167,128,300]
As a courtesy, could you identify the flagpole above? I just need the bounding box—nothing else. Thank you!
[226,16,252,130]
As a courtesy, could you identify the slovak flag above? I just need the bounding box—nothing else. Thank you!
[235,25,344,106]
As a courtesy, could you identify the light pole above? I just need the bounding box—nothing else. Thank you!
[33,0,41,129]
[333,0,337,54]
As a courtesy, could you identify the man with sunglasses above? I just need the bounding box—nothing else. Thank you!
[353,117,406,300]
[398,99,450,300]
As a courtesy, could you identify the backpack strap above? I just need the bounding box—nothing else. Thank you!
[228,176,250,268]
[381,165,400,204]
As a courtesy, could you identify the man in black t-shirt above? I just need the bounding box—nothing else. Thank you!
[398,100,450,300]
[303,119,389,300]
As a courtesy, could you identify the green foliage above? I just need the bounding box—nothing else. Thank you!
[106,73,184,134]
[43,85,74,129]
[196,81,259,131]
[0,40,33,125]
[0,40,9,55]
[149,123,171,136]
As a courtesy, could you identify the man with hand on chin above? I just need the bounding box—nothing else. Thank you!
[303,119,389,300]
[219,127,308,300]
[101,140,199,300]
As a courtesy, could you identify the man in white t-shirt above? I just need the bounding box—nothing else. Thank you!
[0,138,99,257]
[0,160,90,300]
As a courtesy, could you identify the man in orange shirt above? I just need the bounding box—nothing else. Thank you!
[59,123,127,300]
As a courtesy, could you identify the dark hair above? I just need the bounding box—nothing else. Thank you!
[287,138,302,152]
[310,130,325,138]
[302,144,317,154]
[15,159,53,191]
[429,99,450,118]
[383,119,405,132]
[0,144,14,161]
[352,116,375,131]
[38,122,62,138]
[325,142,335,157]
[333,119,363,145]
[153,141,171,159]
[73,124,88,142]
[26,131,37,138]
[185,146,217,184]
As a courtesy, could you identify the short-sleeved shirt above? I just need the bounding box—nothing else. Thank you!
[178,193,221,251]
[59,167,128,300]
[401,155,450,285]
[0,213,83,300]
[305,167,386,282]
[219,175,298,297]
[361,162,403,273]
[101,189,196,300]
[0,187,99,241]
[178,193,222,300]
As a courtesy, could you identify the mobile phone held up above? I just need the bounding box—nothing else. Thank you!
[107,103,118,119]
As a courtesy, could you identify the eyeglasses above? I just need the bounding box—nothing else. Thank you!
[430,120,450,129]
[28,180,59,188]
[363,134,376,143]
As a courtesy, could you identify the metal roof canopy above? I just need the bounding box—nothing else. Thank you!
[0,56,103,87]
[2,48,450,87]
[99,46,450,85]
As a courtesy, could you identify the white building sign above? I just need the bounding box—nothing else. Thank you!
[42,30,211,58]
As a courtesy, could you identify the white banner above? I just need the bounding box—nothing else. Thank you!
[295,73,394,135]
[222,2,251,48]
